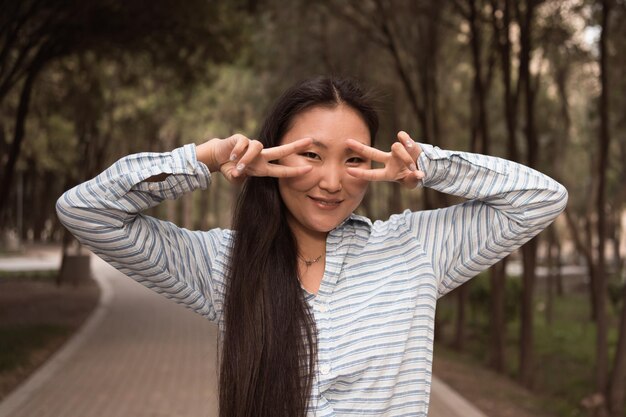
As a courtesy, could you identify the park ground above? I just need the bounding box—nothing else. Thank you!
[0,269,99,399]
[0,246,612,417]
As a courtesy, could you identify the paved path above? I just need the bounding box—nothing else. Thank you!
[0,248,487,417]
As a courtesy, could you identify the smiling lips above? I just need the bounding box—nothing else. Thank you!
[308,196,343,209]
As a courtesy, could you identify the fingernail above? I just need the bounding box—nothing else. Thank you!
[406,140,413,148]
[236,163,245,171]
[230,153,237,161]
[409,163,417,172]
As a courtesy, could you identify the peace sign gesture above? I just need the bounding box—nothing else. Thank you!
[199,134,314,185]
[346,131,425,189]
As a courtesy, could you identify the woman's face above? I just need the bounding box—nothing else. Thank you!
[277,104,371,239]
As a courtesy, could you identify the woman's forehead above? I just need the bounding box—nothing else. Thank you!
[309,137,369,151]
[281,105,371,146]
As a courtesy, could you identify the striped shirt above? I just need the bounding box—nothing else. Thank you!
[56,141,568,416]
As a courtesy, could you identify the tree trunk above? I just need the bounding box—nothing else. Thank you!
[520,237,538,388]
[0,64,41,229]
[468,0,490,155]
[609,211,621,276]
[490,258,507,372]
[35,171,53,241]
[490,0,520,163]
[608,283,626,417]
[551,33,570,300]
[596,0,612,414]
[586,214,599,321]
[453,285,468,351]
[546,225,556,325]
[517,0,538,389]
[488,0,517,376]
[453,0,494,354]
[555,234,564,296]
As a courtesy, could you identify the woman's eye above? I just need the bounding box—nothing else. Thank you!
[301,152,320,159]
[347,157,366,164]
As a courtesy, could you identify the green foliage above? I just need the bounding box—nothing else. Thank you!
[438,288,624,417]
[514,293,622,417]
[3,0,624,236]
[467,273,523,326]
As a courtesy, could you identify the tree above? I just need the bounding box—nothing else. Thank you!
[449,0,499,353]
[488,0,521,372]
[323,0,450,210]
[515,0,543,389]
[0,0,240,231]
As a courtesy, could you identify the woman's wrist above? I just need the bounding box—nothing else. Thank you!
[196,140,220,172]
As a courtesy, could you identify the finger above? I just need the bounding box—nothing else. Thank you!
[233,140,263,177]
[397,131,422,162]
[402,174,421,189]
[229,134,251,162]
[346,139,388,163]
[220,163,246,185]
[264,164,312,178]
[391,142,418,171]
[346,167,388,181]
[262,137,313,160]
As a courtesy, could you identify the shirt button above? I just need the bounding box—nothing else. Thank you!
[320,363,331,375]
[318,304,327,313]
[148,183,158,191]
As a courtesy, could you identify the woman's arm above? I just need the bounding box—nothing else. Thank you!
[346,131,568,298]
[56,143,230,323]
[56,135,315,322]
[407,142,568,298]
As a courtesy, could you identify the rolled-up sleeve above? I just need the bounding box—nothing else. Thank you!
[408,142,568,298]
[56,143,230,322]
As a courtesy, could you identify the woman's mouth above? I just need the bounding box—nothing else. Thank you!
[308,196,343,209]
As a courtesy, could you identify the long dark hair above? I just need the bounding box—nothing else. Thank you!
[219,76,379,417]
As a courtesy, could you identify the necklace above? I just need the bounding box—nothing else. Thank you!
[298,253,323,267]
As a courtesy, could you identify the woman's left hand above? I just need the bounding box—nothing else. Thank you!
[346,131,425,189]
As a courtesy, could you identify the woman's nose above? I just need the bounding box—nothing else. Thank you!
[318,167,343,193]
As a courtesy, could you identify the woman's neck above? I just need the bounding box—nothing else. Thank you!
[287,217,328,260]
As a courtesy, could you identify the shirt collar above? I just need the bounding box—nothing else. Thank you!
[336,212,372,230]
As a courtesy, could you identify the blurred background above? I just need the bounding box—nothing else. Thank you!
[0,0,625,416]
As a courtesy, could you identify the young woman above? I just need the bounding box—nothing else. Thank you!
[56,76,568,417]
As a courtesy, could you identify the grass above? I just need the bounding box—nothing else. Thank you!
[435,275,625,417]
[433,344,564,417]
[0,324,70,373]
[0,270,99,400]
[0,269,58,281]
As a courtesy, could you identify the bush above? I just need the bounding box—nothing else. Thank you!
[468,272,523,327]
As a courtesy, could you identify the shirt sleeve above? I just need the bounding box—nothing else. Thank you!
[408,142,568,299]
[55,143,229,323]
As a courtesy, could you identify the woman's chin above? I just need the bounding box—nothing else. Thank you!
[286,210,354,238]
[307,216,349,233]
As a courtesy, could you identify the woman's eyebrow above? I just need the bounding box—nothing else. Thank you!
[312,138,368,155]
[311,139,328,149]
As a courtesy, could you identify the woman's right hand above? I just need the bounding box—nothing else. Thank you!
[197,134,314,185]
